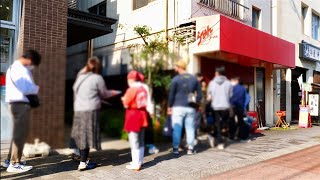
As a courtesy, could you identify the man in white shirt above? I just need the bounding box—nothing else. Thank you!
[5,49,41,173]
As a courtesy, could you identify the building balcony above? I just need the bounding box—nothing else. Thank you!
[198,0,249,22]
[67,0,117,47]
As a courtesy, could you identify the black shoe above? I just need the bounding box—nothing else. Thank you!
[172,148,179,155]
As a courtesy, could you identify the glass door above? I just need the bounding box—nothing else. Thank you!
[256,68,265,126]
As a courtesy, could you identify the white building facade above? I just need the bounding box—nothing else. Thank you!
[271,0,320,122]
[67,0,299,126]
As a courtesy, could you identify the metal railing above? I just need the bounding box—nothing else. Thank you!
[198,0,249,22]
[68,8,116,26]
[68,0,77,9]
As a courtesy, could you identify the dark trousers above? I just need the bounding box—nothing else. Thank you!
[229,107,245,140]
[144,112,154,145]
[214,110,229,144]
[9,103,31,163]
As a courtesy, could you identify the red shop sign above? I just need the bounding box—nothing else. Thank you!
[197,25,217,46]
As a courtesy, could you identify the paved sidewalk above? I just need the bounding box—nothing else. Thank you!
[208,145,320,180]
[0,126,320,180]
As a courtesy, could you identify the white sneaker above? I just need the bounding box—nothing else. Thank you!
[148,146,159,154]
[208,134,214,148]
[217,144,224,150]
[78,162,86,171]
[6,163,33,173]
[3,160,27,168]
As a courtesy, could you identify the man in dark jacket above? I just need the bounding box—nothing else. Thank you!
[230,77,247,140]
[168,60,202,155]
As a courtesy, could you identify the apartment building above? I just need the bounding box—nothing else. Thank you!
[272,0,320,122]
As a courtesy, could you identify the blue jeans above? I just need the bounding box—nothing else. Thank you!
[171,107,196,150]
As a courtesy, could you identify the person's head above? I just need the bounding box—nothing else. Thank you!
[174,60,187,74]
[137,71,145,83]
[215,66,226,77]
[196,72,204,82]
[20,49,41,69]
[230,77,240,86]
[85,57,101,74]
[127,70,140,87]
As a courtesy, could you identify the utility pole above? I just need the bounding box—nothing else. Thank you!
[165,0,169,43]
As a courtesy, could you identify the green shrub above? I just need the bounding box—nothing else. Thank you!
[100,108,125,138]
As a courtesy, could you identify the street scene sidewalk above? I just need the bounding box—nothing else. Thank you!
[1,126,320,180]
[208,145,320,180]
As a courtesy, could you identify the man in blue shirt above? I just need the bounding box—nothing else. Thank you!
[230,77,247,140]
[168,60,202,155]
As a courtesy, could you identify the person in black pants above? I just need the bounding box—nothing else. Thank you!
[207,67,233,150]
[230,77,247,140]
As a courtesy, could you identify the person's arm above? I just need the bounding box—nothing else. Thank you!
[15,69,39,95]
[229,86,236,106]
[96,76,114,99]
[206,81,212,102]
[122,88,136,108]
[168,78,177,108]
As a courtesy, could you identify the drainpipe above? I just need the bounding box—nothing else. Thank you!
[88,39,94,58]
[165,0,169,43]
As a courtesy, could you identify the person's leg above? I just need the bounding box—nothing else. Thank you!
[228,107,237,140]
[6,104,32,173]
[6,140,12,160]
[214,111,223,145]
[138,128,145,165]
[128,132,140,169]
[185,107,196,152]
[235,107,245,140]
[78,148,91,170]
[171,107,184,151]
[10,104,30,164]
[144,113,154,145]
[80,148,89,162]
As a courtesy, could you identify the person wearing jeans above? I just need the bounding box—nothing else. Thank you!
[168,60,202,155]
[172,107,196,152]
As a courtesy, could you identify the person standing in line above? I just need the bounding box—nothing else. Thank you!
[194,73,207,145]
[70,57,118,171]
[136,72,160,155]
[207,66,232,150]
[168,60,202,155]
[5,49,41,173]
[230,77,247,140]
[122,70,149,171]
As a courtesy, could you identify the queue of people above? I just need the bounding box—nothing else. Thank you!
[3,51,250,173]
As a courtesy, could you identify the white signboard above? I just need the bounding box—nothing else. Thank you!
[192,15,220,54]
[309,94,319,116]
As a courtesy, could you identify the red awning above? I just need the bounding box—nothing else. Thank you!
[194,15,295,68]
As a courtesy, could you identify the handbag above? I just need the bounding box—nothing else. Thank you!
[9,66,40,108]
[25,95,40,108]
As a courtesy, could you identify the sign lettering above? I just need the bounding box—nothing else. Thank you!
[197,25,217,46]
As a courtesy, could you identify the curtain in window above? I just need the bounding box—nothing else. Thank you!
[312,13,319,40]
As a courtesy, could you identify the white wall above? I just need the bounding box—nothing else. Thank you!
[276,0,320,68]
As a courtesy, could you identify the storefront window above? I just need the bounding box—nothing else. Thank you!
[0,0,13,22]
[0,28,14,72]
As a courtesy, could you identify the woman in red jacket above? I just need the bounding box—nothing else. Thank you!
[122,70,148,171]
